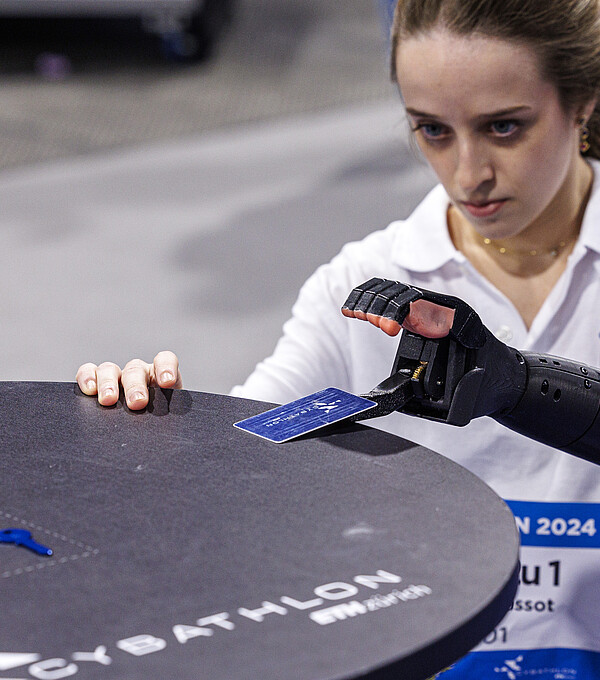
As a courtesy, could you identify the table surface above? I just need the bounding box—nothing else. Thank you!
[0,382,519,680]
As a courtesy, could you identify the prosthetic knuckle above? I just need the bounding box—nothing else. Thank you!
[342,278,422,322]
[349,278,399,314]
[380,284,422,321]
[342,277,384,311]
[367,282,406,316]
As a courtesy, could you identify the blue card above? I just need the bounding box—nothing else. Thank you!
[234,387,377,443]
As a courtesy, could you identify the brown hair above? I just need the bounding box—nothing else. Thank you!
[390,0,600,159]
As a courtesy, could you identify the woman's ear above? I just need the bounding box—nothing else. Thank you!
[579,96,598,124]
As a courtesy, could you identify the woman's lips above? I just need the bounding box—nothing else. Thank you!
[461,199,507,218]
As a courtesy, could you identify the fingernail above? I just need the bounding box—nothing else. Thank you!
[102,386,115,398]
[85,379,96,392]
[129,391,146,403]
[160,371,174,383]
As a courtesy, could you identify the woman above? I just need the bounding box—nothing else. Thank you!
[77,1,600,675]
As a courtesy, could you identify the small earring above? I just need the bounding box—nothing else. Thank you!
[580,118,591,154]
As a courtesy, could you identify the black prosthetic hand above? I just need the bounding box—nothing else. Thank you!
[342,278,527,424]
[342,278,600,464]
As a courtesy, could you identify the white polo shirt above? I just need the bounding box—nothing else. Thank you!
[232,163,600,671]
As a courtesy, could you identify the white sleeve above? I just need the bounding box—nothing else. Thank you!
[230,259,357,405]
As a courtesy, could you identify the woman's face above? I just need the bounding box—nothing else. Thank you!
[395,29,589,240]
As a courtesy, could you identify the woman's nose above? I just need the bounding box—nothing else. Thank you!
[455,139,494,195]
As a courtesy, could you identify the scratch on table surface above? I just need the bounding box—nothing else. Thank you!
[342,522,387,539]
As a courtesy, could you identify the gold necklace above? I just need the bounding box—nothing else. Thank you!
[479,235,572,258]
[448,205,581,260]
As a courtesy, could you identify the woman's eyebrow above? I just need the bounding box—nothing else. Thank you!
[405,107,440,118]
[405,105,532,119]
[476,105,533,119]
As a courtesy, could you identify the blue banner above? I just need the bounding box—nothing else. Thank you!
[437,647,600,679]
[505,500,600,548]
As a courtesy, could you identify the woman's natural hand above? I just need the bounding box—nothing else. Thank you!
[76,350,182,410]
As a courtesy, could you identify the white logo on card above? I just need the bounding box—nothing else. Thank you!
[313,400,342,414]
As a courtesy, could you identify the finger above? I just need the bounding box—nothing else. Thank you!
[95,362,123,406]
[379,317,403,336]
[152,350,182,389]
[402,299,455,338]
[343,309,402,336]
[342,307,368,321]
[355,301,453,338]
[343,308,402,335]
[342,307,367,321]
[76,363,100,395]
[366,312,382,328]
[121,359,152,410]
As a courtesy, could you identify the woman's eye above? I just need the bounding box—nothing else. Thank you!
[490,120,518,136]
[414,122,448,139]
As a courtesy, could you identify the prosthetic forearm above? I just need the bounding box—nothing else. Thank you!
[496,352,600,464]
[342,278,600,465]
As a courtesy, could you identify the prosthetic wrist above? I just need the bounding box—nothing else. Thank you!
[495,352,600,464]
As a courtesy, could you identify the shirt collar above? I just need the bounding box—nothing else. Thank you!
[392,160,600,272]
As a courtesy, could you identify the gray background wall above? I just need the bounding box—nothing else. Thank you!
[0,0,436,394]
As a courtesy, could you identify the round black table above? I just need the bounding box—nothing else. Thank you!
[0,382,519,680]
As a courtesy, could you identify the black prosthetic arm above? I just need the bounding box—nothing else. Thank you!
[342,278,600,465]
[496,353,600,464]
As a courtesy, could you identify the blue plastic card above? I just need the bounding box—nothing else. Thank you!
[234,387,377,443]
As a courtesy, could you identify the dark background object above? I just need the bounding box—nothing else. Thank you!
[0,0,394,171]
[0,382,518,680]
[0,0,234,62]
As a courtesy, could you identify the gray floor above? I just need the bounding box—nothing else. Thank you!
[0,1,437,395]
